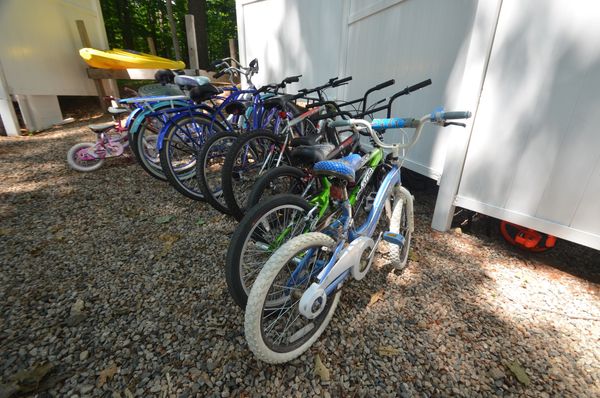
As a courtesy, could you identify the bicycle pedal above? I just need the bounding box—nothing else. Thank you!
[382,232,405,247]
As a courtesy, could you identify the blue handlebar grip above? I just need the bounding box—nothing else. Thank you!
[328,119,352,128]
[371,118,407,130]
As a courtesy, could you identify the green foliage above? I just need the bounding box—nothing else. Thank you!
[100,0,237,66]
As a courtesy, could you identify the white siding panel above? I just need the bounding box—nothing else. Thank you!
[239,0,343,94]
[343,0,478,178]
[457,0,600,246]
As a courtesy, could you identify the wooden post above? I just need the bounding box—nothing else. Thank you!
[229,38,237,62]
[147,37,157,55]
[76,20,106,107]
[185,15,199,71]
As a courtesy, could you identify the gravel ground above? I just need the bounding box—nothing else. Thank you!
[1,118,599,397]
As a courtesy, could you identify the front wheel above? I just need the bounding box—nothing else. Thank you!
[222,129,289,220]
[246,165,311,208]
[226,194,314,308]
[245,232,340,364]
[67,142,104,172]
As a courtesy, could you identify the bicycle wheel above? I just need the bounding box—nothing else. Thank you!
[67,142,104,172]
[159,114,220,200]
[388,190,412,269]
[222,129,290,220]
[245,232,340,364]
[226,194,313,308]
[196,131,238,214]
[246,165,311,208]
[133,115,168,181]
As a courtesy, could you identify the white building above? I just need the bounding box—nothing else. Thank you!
[236,0,600,250]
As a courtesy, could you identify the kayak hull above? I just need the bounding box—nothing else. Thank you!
[79,48,186,70]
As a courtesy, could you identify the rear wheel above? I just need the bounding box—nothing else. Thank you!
[388,191,412,269]
[245,232,339,364]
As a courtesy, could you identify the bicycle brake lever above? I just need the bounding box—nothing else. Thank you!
[443,122,467,128]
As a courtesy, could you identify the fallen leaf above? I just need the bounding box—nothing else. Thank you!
[97,364,118,387]
[368,289,385,307]
[378,345,401,357]
[196,218,205,226]
[158,233,181,256]
[314,354,330,382]
[507,361,530,385]
[0,228,10,237]
[155,215,175,224]
[124,388,134,398]
[408,251,419,262]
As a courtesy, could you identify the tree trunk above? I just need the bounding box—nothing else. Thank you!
[187,0,209,69]
[121,0,134,49]
[165,0,182,60]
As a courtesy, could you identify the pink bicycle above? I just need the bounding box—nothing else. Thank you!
[67,107,130,172]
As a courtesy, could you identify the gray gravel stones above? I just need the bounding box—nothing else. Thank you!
[0,121,599,397]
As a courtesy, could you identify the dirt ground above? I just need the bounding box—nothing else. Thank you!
[0,115,598,397]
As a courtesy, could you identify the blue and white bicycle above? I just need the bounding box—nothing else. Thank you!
[243,109,471,363]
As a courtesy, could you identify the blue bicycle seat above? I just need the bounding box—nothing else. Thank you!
[313,153,362,182]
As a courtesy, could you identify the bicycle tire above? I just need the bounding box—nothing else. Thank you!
[196,131,239,214]
[226,194,313,308]
[221,129,290,220]
[245,232,339,364]
[159,113,221,201]
[246,165,310,208]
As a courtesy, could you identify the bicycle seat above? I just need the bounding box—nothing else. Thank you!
[189,84,220,103]
[174,75,210,88]
[290,144,335,165]
[88,121,115,133]
[313,153,362,182]
[290,134,320,147]
[108,107,129,115]
[263,94,295,110]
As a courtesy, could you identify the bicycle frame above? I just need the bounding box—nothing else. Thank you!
[154,87,274,151]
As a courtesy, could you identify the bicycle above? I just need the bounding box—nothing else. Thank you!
[243,108,472,363]
[223,79,433,307]
[220,78,401,220]
[66,107,131,172]
[155,59,300,201]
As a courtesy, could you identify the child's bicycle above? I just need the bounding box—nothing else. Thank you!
[243,108,471,363]
[66,106,130,172]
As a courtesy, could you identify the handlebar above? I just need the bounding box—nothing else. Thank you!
[332,76,352,87]
[328,109,471,153]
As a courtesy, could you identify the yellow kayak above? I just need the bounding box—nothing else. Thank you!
[79,48,186,69]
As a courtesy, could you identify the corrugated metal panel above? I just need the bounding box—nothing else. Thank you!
[456,0,600,248]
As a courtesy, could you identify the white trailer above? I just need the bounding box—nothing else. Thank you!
[236,0,600,250]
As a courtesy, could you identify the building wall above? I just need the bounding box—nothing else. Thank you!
[237,0,600,250]
[455,0,600,249]
[0,0,108,96]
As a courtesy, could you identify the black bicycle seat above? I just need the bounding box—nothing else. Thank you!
[290,144,335,165]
